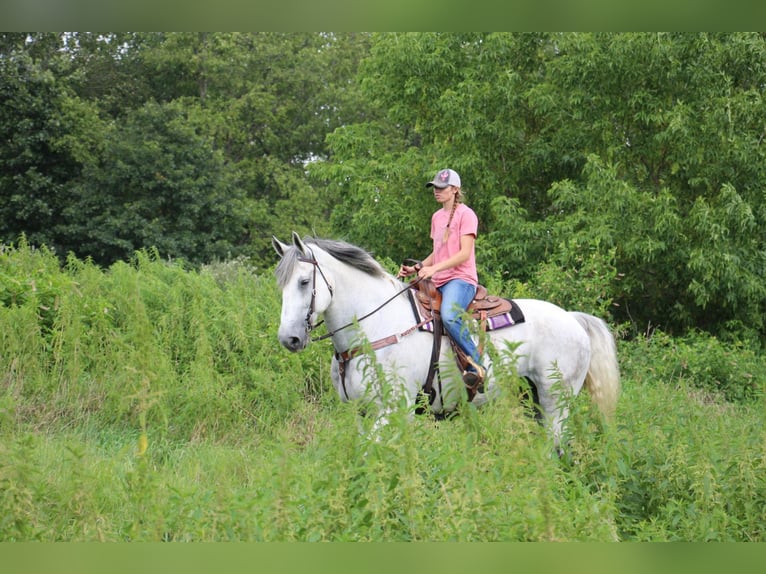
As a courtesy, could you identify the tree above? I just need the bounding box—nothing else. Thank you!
[67,100,251,266]
[0,42,103,255]
[123,32,374,261]
[312,33,560,262]
[1,33,374,267]
[317,32,766,340]
[533,33,766,337]
[216,33,374,259]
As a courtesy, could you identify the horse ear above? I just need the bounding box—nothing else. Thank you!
[272,236,289,258]
[292,231,308,255]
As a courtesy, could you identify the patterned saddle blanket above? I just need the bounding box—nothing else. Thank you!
[408,280,525,333]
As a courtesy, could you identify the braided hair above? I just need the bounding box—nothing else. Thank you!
[442,187,464,243]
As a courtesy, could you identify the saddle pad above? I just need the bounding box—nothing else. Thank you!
[408,290,525,333]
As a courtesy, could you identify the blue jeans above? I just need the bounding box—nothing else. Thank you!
[439,279,482,368]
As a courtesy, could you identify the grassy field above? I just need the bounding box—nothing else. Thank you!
[1,243,764,541]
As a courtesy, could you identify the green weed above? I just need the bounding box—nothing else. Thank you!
[1,241,764,541]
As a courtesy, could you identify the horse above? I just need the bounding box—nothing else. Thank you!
[272,233,620,451]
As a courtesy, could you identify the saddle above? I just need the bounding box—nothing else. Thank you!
[413,279,515,323]
[410,279,524,404]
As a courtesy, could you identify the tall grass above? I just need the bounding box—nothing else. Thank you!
[1,242,331,441]
[1,242,764,541]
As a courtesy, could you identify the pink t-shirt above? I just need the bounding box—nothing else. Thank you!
[430,203,479,288]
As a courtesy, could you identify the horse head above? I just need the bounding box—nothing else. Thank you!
[272,232,334,352]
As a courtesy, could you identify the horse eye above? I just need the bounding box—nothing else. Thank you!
[299,278,311,287]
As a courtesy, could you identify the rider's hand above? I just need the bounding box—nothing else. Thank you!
[398,264,415,278]
[418,265,436,280]
[398,260,423,278]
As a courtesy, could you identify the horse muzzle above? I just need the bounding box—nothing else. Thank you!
[278,329,309,352]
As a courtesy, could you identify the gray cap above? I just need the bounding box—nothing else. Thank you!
[425,168,461,189]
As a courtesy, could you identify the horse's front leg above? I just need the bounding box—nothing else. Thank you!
[330,355,354,402]
[367,359,419,439]
[332,353,417,440]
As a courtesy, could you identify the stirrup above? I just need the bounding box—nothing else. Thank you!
[462,358,485,393]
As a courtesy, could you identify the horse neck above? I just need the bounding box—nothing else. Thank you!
[322,262,413,351]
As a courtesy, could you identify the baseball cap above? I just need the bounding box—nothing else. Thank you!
[425,168,461,189]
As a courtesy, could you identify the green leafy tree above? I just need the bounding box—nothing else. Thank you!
[313,33,565,262]
[1,33,373,267]
[0,42,103,254]
[68,100,250,266]
[318,32,766,340]
[533,33,766,337]
[62,32,157,118]
[216,33,374,258]
[117,32,374,261]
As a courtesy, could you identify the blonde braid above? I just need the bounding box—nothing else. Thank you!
[442,189,463,243]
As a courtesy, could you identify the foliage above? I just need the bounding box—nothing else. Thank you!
[619,329,764,403]
[3,32,766,340]
[317,32,766,341]
[1,242,765,541]
[67,99,251,266]
[0,47,92,253]
[0,239,332,442]
[686,184,766,334]
[568,364,765,542]
[0,32,372,266]
[311,33,544,262]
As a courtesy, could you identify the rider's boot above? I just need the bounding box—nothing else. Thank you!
[462,356,486,394]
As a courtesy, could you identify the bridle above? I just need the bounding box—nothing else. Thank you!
[296,246,334,336]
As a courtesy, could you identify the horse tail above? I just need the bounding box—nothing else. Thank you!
[569,312,620,420]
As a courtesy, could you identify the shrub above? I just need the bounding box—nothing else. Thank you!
[620,329,764,403]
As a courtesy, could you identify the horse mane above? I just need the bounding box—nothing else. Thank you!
[275,237,387,288]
